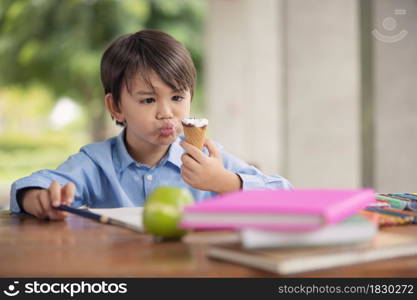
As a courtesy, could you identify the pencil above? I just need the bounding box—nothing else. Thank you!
[57,205,142,232]
[380,194,417,211]
[375,194,408,210]
[365,207,417,224]
[384,207,417,217]
[391,193,417,201]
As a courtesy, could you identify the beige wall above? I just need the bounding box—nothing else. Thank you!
[205,0,284,175]
[373,0,417,192]
[205,0,417,190]
[285,0,360,188]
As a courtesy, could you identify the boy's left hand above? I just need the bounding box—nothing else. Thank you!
[180,139,241,194]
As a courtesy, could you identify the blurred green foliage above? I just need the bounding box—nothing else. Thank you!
[0,133,86,183]
[0,0,206,139]
[0,0,206,185]
[0,85,89,183]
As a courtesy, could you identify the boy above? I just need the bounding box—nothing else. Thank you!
[10,29,292,220]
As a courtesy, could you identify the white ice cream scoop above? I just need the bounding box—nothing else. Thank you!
[181,117,209,128]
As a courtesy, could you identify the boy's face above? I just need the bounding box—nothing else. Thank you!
[116,72,191,149]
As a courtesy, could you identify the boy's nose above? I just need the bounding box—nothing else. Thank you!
[156,102,173,119]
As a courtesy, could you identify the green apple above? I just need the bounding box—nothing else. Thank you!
[143,186,194,239]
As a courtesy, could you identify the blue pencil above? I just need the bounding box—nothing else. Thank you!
[57,205,103,221]
[57,205,142,232]
[365,207,417,224]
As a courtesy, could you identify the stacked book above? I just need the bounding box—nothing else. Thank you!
[179,189,417,275]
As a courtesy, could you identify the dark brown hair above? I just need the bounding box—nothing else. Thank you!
[100,29,197,126]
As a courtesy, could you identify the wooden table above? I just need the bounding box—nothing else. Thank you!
[1,213,417,277]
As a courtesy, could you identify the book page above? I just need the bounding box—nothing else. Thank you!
[89,207,143,232]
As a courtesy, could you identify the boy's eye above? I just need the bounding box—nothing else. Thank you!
[140,98,155,104]
[172,95,184,102]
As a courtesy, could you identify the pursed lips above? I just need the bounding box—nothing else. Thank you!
[159,123,176,136]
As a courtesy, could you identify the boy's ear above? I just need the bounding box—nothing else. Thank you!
[104,93,124,122]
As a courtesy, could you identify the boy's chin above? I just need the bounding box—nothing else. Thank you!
[155,134,178,145]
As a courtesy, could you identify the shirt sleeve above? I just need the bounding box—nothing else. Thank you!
[9,151,95,214]
[219,146,293,190]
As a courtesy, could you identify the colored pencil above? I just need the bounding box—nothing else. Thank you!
[391,193,417,201]
[375,194,408,210]
[57,205,142,232]
[365,207,417,224]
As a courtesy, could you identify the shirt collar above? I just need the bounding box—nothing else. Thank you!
[114,129,185,172]
[114,129,136,172]
[166,136,185,169]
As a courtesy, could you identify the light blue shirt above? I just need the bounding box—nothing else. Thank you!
[10,130,292,213]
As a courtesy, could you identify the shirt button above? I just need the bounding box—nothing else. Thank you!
[146,175,153,181]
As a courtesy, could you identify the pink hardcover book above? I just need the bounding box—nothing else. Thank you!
[179,189,375,231]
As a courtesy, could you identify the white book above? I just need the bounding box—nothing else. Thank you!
[241,215,377,249]
[88,207,144,232]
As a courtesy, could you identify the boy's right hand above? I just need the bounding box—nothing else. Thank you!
[21,181,75,221]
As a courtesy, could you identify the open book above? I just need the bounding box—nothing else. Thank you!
[207,232,417,275]
[88,207,144,232]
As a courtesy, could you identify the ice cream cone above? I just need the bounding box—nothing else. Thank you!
[183,126,207,150]
[182,118,209,150]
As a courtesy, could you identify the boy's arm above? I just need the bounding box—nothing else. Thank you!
[16,182,75,220]
[179,139,292,194]
[220,148,293,190]
[10,152,92,214]
[16,187,43,214]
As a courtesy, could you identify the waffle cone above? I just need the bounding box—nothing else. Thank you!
[183,126,207,150]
